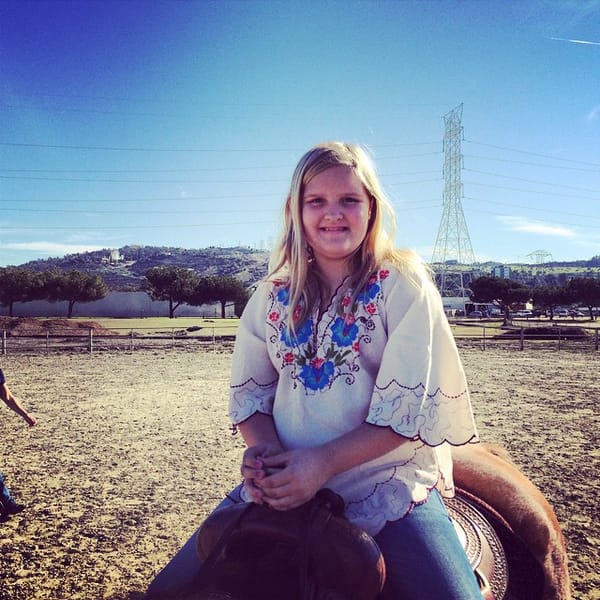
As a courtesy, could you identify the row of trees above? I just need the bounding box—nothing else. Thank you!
[0,268,108,318]
[469,276,600,322]
[144,266,249,318]
[0,266,249,319]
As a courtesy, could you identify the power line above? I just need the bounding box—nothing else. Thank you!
[462,196,600,221]
[464,154,600,173]
[464,168,600,194]
[0,206,279,215]
[465,139,600,168]
[463,206,600,230]
[0,220,279,231]
[0,170,441,184]
[0,174,291,184]
[0,140,439,153]
[465,180,600,201]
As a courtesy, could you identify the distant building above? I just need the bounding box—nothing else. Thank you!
[109,249,122,263]
[492,264,511,279]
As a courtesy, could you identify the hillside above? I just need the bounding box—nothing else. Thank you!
[20,245,270,290]
[16,247,600,291]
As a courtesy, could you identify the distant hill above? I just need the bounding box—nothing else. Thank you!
[16,247,600,291]
[20,245,270,290]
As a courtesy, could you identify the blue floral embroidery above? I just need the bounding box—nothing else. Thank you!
[300,360,335,390]
[331,316,359,347]
[269,272,389,393]
[356,281,380,304]
[280,318,313,346]
[276,287,290,305]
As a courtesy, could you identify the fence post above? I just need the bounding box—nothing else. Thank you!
[557,326,561,351]
[519,327,524,351]
[88,328,93,354]
[2,330,6,355]
[595,329,598,351]
[46,331,49,354]
[130,329,134,352]
[482,325,486,351]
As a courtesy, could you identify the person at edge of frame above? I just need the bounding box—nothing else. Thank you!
[0,367,37,521]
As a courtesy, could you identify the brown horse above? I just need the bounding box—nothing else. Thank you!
[452,443,571,600]
[184,442,571,600]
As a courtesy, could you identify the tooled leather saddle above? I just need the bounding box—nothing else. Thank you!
[191,488,509,600]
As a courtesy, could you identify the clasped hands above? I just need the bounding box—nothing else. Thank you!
[240,443,331,511]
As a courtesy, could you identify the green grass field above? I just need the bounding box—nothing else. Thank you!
[71,316,240,336]
[77,316,597,338]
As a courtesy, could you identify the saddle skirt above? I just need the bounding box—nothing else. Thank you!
[446,491,509,600]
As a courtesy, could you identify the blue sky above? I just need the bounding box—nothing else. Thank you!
[1,0,599,267]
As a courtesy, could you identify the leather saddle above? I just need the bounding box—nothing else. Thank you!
[192,489,509,600]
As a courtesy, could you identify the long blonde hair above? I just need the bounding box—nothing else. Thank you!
[268,141,428,328]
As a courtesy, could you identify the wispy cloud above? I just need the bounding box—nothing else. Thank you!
[587,105,600,122]
[498,216,577,238]
[550,36,600,46]
[0,241,107,256]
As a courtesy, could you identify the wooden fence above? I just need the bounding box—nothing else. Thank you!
[0,325,238,355]
[1,322,599,355]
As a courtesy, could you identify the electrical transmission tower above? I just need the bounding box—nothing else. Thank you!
[431,104,478,302]
[527,249,553,264]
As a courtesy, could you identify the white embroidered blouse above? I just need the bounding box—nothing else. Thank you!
[229,264,479,536]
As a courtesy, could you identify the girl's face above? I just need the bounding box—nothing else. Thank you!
[301,166,372,272]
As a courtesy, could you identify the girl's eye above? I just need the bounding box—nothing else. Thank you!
[305,197,324,205]
[342,196,361,204]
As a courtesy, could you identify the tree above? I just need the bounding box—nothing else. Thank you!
[567,278,600,320]
[144,266,199,318]
[187,276,249,318]
[0,267,46,317]
[212,276,249,318]
[530,285,570,320]
[186,276,218,310]
[44,270,109,318]
[469,276,530,324]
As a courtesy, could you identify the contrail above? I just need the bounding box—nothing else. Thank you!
[551,36,600,46]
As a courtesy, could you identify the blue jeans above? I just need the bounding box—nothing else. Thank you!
[0,470,16,510]
[146,487,482,599]
[374,489,482,599]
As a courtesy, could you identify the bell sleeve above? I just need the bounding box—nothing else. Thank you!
[365,270,479,447]
[228,282,279,427]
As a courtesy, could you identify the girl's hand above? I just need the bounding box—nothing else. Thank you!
[257,447,331,510]
[240,444,283,504]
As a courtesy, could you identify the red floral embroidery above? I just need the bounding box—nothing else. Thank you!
[310,357,325,369]
[380,269,390,279]
[283,352,294,364]
[269,311,279,322]
[366,303,377,315]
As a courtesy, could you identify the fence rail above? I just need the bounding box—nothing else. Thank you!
[0,325,239,355]
[1,322,599,354]
[450,320,599,352]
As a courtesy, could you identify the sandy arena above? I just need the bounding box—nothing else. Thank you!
[0,345,598,599]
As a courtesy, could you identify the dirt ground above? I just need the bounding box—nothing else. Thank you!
[0,345,598,600]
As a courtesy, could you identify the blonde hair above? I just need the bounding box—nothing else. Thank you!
[268,141,428,329]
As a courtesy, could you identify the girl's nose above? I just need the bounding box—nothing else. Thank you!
[324,208,343,221]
